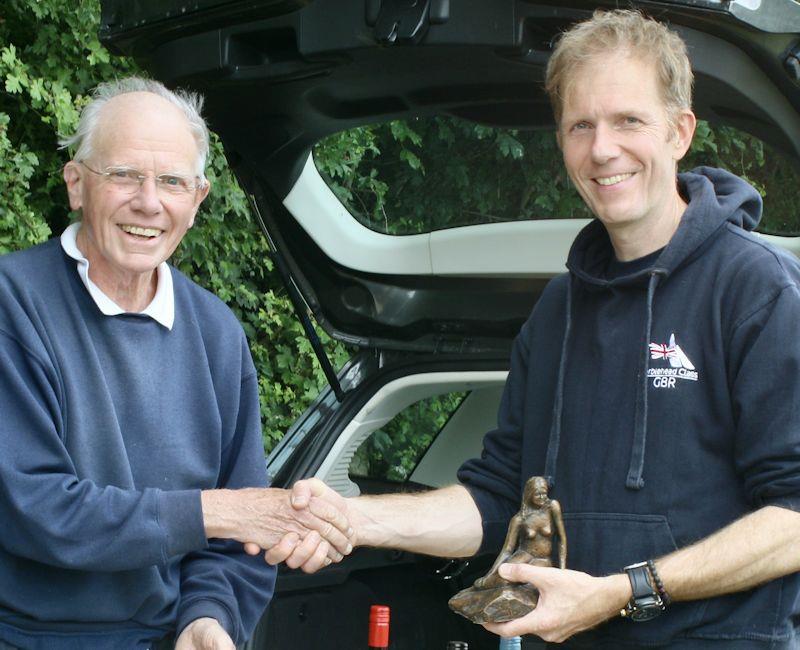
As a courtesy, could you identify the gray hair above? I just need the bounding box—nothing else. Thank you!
[59,76,210,178]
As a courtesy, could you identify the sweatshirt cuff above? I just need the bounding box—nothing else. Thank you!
[156,489,208,558]
[176,599,237,644]
[461,483,517,556]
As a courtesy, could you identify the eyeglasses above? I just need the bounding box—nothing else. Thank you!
[79,161,206,198]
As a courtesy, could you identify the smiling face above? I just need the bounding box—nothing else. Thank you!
[63,92,209,306]
[558,53,695,258]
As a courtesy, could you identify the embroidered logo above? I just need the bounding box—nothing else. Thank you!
[647,333,698,388]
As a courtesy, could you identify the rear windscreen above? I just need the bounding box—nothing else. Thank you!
[313,115,800,237]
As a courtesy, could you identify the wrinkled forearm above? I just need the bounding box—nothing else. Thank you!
[348,484,483,557]
[201,488,293,543]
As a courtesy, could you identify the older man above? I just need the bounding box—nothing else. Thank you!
[0,77,351,650]
[278,10,800,648]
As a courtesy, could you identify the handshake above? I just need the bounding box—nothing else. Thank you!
[202,478,357,573]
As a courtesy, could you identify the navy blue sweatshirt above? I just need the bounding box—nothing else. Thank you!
[0,239,275,649]
[459,168,800,647]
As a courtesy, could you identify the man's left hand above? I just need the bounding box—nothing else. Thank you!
[175,618,235,650]
[483,564,630,643]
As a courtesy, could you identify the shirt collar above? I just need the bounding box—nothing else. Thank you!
[60,222,175,330]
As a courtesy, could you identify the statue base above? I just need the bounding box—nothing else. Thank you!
[448,583,539,624]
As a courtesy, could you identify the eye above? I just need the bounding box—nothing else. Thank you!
[623,116,641,126]
[157,174,193,193]
[570,121,591,133]
[107,168,136,180]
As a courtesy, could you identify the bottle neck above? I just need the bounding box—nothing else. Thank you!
[498,637,522,650]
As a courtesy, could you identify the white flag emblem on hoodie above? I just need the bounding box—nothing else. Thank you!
[648,333,699,384]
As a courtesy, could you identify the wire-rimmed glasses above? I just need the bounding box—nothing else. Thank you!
[79,161,206,199]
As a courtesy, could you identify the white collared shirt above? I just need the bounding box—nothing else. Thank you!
[60,222,175,330]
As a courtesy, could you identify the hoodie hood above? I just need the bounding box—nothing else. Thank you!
[566,166,763,286]
[544,167,763,492]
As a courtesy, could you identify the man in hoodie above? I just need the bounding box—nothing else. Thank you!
[274,9,800,648]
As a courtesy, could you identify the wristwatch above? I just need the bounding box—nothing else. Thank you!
[620,561,665,622]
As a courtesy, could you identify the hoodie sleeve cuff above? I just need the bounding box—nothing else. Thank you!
[176,600,237,644]
[461,483,517,556]
[156,489,208,559]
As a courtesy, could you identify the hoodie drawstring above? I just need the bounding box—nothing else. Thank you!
[544,270,665,491]
[625,271,664,490]
[544,276,573,489]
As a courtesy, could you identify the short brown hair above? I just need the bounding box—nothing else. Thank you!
[545,9,693,126]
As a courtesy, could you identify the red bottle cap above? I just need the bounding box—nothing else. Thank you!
[368,604,390,648]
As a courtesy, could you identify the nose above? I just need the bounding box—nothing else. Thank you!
[590,122,621,165]
[129,176,163,214]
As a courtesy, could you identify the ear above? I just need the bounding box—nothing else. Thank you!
[63,161,84,211]
[188,178,211,229]
[672,109,697,162]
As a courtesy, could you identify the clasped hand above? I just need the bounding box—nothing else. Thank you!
[242,478,356,573]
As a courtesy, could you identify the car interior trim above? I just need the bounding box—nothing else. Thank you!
[314,371,508,496]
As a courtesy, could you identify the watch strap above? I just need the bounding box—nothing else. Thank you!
[626,562,655,599]
[621,561,665,620]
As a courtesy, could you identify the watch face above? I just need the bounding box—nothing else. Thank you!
[630,605,664,622]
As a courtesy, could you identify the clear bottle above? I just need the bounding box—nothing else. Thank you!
[368,604,390,650]
[499,637,522,650]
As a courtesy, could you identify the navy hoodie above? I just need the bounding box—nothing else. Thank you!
[459,167,800,647]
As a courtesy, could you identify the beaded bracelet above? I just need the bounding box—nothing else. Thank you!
[647,559,672,607]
